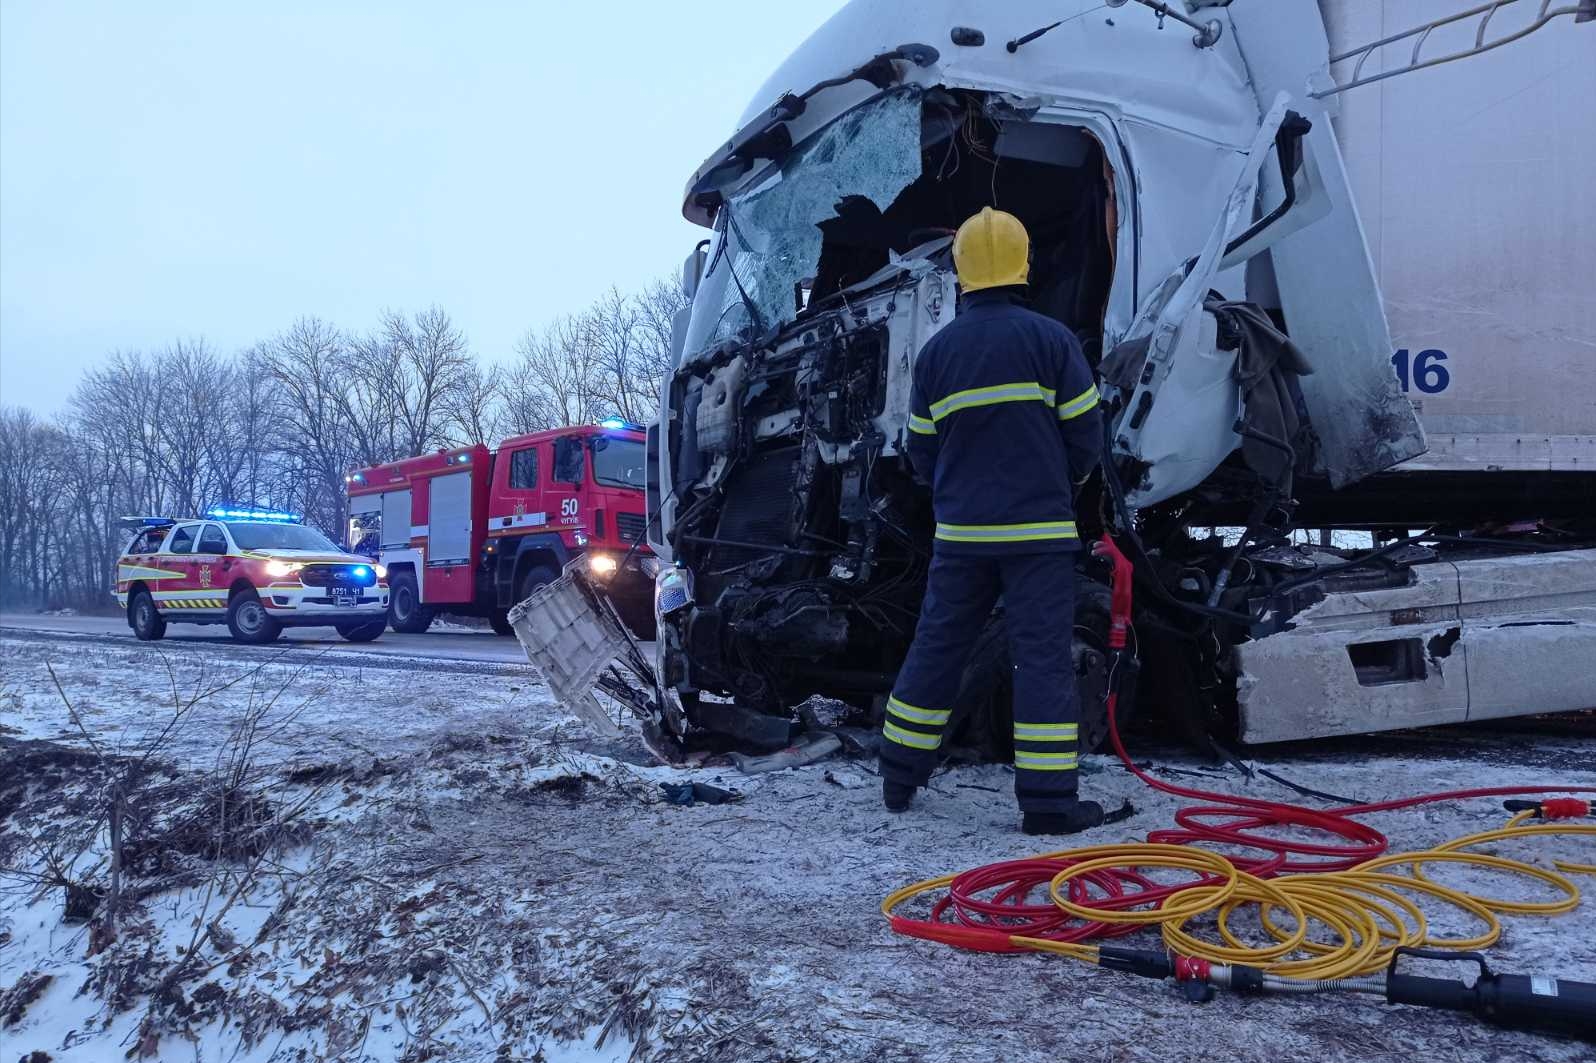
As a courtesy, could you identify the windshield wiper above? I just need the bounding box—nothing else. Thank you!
[712,202,769,336]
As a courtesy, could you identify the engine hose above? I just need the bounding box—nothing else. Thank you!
[882,535,1596,984]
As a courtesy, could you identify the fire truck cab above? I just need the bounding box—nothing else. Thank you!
[114,508,390,644]
[345,422,654,636]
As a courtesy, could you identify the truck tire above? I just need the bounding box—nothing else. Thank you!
[129,589,166,641]
[389,571,433,634]
[227,590,282,644]
[488,609,514,636]
[517,564,558,608]
[337,620,386,642]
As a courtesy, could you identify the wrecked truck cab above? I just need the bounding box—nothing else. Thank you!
[621,0,1596,755]
[647,0,1427,752]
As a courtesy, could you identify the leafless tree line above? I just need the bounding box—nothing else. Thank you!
[0,279,687,608]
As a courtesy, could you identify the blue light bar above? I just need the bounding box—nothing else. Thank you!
[141,517,176,527]
[206,506,302,523]
[599,417,629,430]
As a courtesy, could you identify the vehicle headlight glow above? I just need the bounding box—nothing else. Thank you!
[264,560,303,578]
[588,553,619,576]
[372,563,387,579]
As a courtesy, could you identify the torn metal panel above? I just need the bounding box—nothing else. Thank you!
[509,562,654,739]
[1110,97,1292,505]
[1236,619,1469,744]
[1237,549,1596,743]
[1225,0,1427,486]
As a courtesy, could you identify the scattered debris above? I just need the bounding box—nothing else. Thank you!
[658,782,742,806]
[730,731,844,774]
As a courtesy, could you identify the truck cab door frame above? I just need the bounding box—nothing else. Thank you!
[1106,92,1410,507]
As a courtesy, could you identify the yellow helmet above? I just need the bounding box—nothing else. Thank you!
[952,207,1029,292]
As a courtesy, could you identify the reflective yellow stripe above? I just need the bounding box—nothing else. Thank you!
[1013,722,1079,740]
[888,697,950,726]
[1013,752,1079,770]
[935,521,1078,543]
[928,381,1056,421]
[1056,384,1100,421]
[883,721,942,751]
[908,413,936,435]
[118,564,187,581]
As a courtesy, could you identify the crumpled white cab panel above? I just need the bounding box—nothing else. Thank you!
[1236,550,1596,743]
[1226,0,1428,485]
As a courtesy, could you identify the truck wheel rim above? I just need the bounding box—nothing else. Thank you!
[237,602,264,632]
[137,600,153,627]
[395,586,412,616]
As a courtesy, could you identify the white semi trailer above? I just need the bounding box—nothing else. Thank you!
[628,0,1594,753]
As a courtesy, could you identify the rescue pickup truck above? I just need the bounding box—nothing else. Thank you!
[115,507,390,644]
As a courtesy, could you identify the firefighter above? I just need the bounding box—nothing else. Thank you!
[881,207,1106,835]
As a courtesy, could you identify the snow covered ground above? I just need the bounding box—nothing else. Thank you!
[2,635,1593,1062]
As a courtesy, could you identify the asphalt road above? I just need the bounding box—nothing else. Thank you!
[0,611,533,666]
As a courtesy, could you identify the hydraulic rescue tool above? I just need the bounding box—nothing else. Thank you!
[884,536,1596,1039]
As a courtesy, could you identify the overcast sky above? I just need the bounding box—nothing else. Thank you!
[0,0,848,413]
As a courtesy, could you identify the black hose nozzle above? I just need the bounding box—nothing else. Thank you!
[1385,948,1596,1038]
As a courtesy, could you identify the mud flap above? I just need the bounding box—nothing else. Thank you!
[508,560,655,739]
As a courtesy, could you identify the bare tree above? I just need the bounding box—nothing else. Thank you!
[442,360,506,446]
[0,275,683,609]
[503,315,605,432]
[633,276,690,418]
[261,317,359,533]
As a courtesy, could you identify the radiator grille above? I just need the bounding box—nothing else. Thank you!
[299,564,377,588]
[707,447,799,574]
[616,511,648,544]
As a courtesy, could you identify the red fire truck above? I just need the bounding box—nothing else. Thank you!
[345,421,654,636]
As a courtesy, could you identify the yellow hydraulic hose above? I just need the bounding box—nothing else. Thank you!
[882,815,1596,982]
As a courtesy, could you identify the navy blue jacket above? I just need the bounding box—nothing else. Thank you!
[906,289,1103,554]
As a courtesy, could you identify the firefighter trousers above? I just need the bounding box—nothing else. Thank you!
[879,550,1082,814]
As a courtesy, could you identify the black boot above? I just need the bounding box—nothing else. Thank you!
[1021,800,1105,836]
[883,779,917,813]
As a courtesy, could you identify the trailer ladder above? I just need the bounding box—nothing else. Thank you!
[1310,0,1594,98]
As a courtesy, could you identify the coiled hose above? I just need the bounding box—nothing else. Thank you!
[883,537,1596,983]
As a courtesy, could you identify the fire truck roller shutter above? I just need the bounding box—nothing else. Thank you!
[428,472,473,564]
[381,490,412,549]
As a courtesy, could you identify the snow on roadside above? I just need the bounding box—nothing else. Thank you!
[0,636,563,766]
[2,637,1595,1062]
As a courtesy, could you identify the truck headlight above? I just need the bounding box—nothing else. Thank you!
[640,555,661,579]
[588,553,619,577]
[264,560,303,578]
[372,563,387,579]
[655,566,692,617]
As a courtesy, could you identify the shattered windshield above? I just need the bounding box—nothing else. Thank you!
[681,92,923,360]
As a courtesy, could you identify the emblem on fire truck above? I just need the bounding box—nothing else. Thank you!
[198,564,213,589]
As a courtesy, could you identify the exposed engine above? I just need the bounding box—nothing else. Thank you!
[665,265,943,717]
